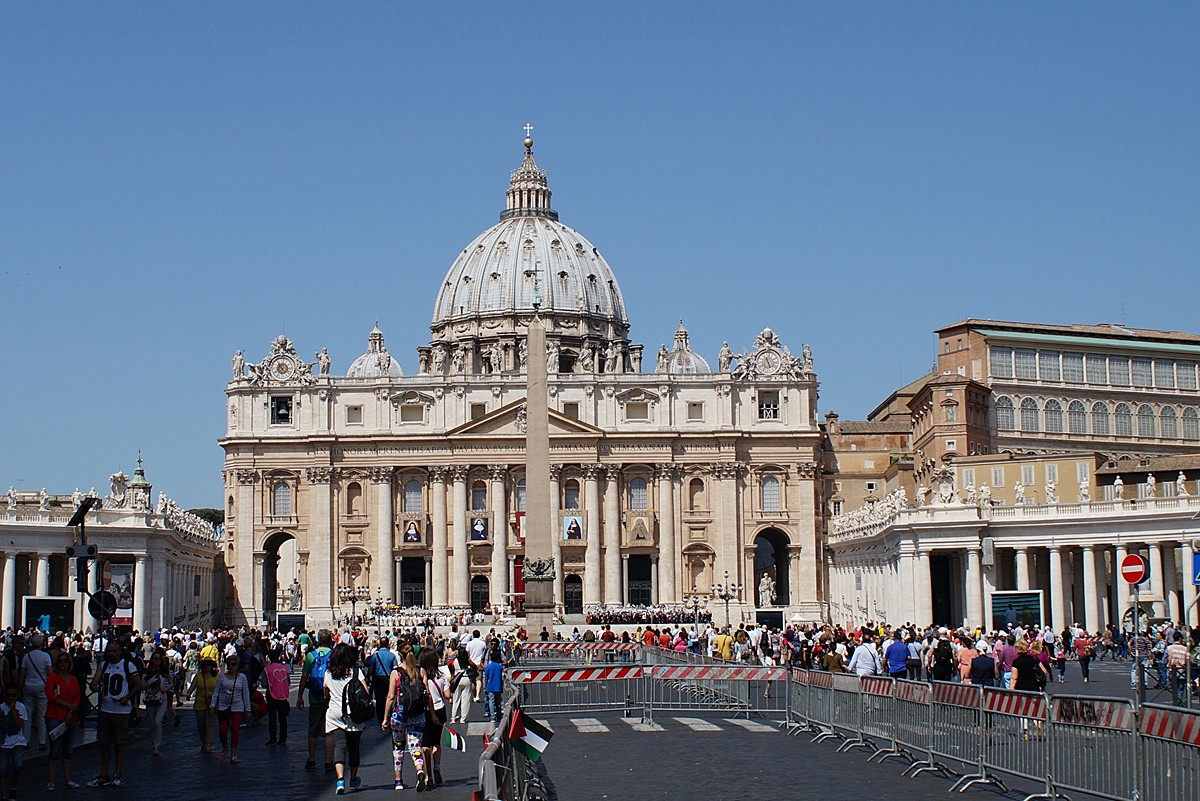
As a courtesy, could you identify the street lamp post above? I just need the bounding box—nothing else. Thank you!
[338,585,372,625]
[711,570,742,628]
[683,588,708,655]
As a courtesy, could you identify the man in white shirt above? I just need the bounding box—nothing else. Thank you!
[847,634,884,677]
[0,688,28,800]
[20,634,51,748]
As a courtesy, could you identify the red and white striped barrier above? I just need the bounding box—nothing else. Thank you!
[790,669,809,685]
[861,676,894,697]
[521,642,640,652]
[808,671,834,689]
[894,680,930,704]
[1052,697,1134,731]
[983,689,1046,719]
[651,665,786,682]
[510,666,644,684]
[1140,705,1200,745]
[931,681,979,708]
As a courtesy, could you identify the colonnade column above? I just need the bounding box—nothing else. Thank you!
[1148,542,1167,618]
[489,466,508,606]
[583,464,602,605]
[1014,548,1030,591]
[35,555,50,597]
[305,467,334,617]
[1,555,15,630]
[430,468,448,607]
[621,554,630,604]
[1082,545,1102,633]
[602,468,621,604]
[152,553,168,631]
[450,467,468,607]
[914,550,932,626]
[1048,546,1065,632]
[373,468,395,604]
[549,465,562,606]
[656,464,677,602]
[1181,544,1198,627]
[133,556,149,632]
[1115,544,1131,623]
[965,547,983,628]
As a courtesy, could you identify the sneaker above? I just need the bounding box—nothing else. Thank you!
[305,760,317,771]
[349,778,362,791]
[416,771,427,792]
[64,781,81,789]
[86,777,112,788]
[335,779,345,795]
[433,770,443,786]
[394,781,405,791]
[110,778,125,788]
[46,785,56,792]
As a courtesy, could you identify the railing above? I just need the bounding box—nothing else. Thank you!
[477,683,553,801]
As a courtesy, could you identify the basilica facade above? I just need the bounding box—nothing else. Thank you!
[221,136,825,628]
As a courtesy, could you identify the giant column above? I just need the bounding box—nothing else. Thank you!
[1048,546,1065,632]
[1,555,15,629]
[523,304,555,633]
[1115,544,1131,624]
[602,467,622,604]
[1181,544,1198,627]
[1082,545,1102,633]
[549,465,562,605]
[430,468,449,606]
[965,547,983,628]
[583,464,602,604]
[235,470,258,625]
[1014,547,1030,591]
[450,467,469,607]
[134,556,150,632]
[306,468,334,621]
[373,468,395,603]
[656,464,677,602]
[1148,542,1167,618]
[913,550,931,626]
[35,555,50,596]
[489,465,509,605]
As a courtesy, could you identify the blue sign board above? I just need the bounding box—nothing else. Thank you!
[1193,552,1200,586]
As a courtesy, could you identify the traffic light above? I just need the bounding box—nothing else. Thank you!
[65,544,98,559]
[75,557,89,593]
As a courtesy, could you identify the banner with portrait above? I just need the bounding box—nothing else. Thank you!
[562,513,584,541]
[401,519,423,543]
[625,513,652,543]
[515,512,526,543]
[104,561,135,627]
[470,516,489,541]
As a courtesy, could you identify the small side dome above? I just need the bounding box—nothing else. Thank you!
[666,320,711,375]
[346,324,404,378]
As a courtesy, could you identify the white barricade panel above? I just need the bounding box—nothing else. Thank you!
[1138,704,1200,801]
[1049,696,1137,801]
[980,687,1048,787]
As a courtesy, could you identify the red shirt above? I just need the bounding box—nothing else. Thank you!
[658,633,671,649]
[600,629,616,643]
[642,630,655,646]
[46,672,81,725]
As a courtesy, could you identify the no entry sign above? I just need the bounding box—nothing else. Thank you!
[1120,553,1150,585]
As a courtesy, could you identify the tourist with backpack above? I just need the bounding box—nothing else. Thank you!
[929,628,956,682]
[297,629,334,772]
[383,650,430,791]
[368,637,398,727]
[323,644,370,794]
[262,648,292,745]
[87,640,143,788]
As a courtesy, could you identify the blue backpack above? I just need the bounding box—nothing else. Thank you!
[307,649,331,694]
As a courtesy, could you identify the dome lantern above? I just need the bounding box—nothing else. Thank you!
[501,125,557,222]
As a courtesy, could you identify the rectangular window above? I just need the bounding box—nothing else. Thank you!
[1132,357,1153,387]
[1062,352,1084,383]
[562,402,580,419]
[687,401,704,421]
[960,468,976,488]
[1046,464,1058,484]
[270,396,293,425]
[1109,357,1130,386]
[1162,480,1176,498]
[1039,351,1061,382]
[864,481,878,492]
[1102,484,1117,501]
[470,403,487,420]
[862,459,875,469]
[400,404,424,423]
[345,405,363,425]
[1178,362,1197,390]
[471,485,487,511]
[1076,461,1090,484]
[625,402,649,421]
[991,467,1005,488]
[1085,354,1107,385]
[1154,359,1176,389]
[945,439,957,451]
[832,500,843,516]
[989,346,1014,378]
[757,391,780,420]
[1021,465,1035,486]
[1014,349,1037,380]
[855,570,863,592]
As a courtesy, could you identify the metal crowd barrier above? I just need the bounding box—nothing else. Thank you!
[643,664,787,722]
[516,641,643,666]
[969,687,1046,795]
[1048,695,1138,801]
[511,666,646,716]
[1139,703,1200,801]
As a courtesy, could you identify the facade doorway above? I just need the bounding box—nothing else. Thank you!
[261,531,298,616]
[627,555,653,605]
[470,575,490,613]
[400,557,426,607]
[930,553,954,626]
[563,575,583,615]
[753,529,789,606]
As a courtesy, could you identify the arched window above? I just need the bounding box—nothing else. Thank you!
[1137,404,1156,438]
[271,482,291,516]
[227,495,235,517]
[1044,400,1063,433]
[1091,402,1110,436]
[627,477,648,510]
[688,478,704,511]
[1068,401,1087,434]
[516,478,526,512]
[471,481,487,511]
[1020,398,1039,432]
[1114,403,1133,437]
[995,396,1015,430]
[761,475,781,512]
[346,482,363,515]
[563,478,580,510]
[1161,406,1178,439]
[403,480,423,513]
[1185,408,1200,441]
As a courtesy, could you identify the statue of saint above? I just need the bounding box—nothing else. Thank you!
[287,577,303,611]
[758,573,776,607]
[979,484,992,505]
[579,341,595,372]
[378,350,392,374]
[605,341,620,373]
[1078,481,1090,503]
[316,348,331,376]
[518,340,528,367]
[490,344,503,374]
[232,350,245,380]
[38,488,50,511]
[656,344,669,373]
[452,346,466,374]
[5,487,15,510]
[1146,473,1157,497]
[546,341,559,373]
[1113,475,1125,499]
[1014,481,1025,504]
[802,344,813,371]
[718,342,734,373]
[1177,472,1189,497]
[431,344,446,373]
[1045,480,1057,504]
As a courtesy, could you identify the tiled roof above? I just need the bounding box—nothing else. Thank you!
[936,319,1200,345]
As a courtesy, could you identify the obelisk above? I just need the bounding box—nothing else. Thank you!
[523,264,555,634]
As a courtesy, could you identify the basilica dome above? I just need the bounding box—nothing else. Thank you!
[346,325,403,378]
[430,137,629,339]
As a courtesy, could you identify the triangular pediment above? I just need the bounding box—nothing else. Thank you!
[447,397,605,438]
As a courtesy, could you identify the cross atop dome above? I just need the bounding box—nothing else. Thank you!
[502,125,557,221]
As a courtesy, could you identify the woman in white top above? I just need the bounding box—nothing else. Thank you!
[418,649,448,787]
[212,654,250,763]
[324,644,369,795]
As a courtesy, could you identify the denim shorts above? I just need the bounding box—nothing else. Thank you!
[0,746,24,777]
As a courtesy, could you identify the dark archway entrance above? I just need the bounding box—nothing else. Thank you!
[400,557,426,607]
[563,575,583,615]
[930,553,954,625]
[627,555,653,606]
[753,528,790,606]
[262,531,298,618]
[470,576,490,613]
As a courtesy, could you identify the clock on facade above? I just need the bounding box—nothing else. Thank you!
[755,349,782,375]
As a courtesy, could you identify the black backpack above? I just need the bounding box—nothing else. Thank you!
[343,667,375,725]
[399,672,428,718]
[933,640,954,672]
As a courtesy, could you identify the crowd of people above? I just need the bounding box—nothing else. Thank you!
[582,605,713,626]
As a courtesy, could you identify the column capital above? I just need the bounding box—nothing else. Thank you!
[796,461,819,480]
[448,466,469,483]
[235,469,259,485]
[655,463,678,480]
[549,464,563,480]
[711,462,742,480]
[429,466,450,483]
[306,467,335,484]
[369,467,394,484]
[488,464,509,482]
[583,463,604,480]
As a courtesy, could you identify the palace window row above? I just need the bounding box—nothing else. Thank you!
[990,346,1197,391]
[995,396,1199,439]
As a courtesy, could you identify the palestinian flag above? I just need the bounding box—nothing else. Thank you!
[443,726,467,752]
[508,709,554,762]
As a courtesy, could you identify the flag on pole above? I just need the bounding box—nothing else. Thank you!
[443,726,467,752]
[508,709,554,762]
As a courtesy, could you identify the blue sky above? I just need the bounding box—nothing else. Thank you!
[2,4,1197,507]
